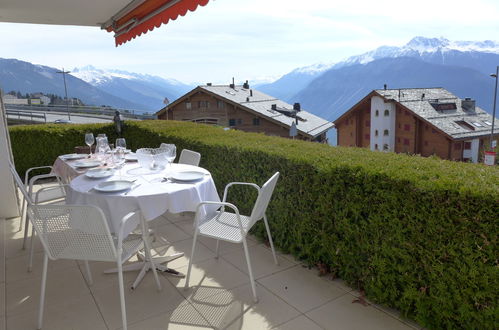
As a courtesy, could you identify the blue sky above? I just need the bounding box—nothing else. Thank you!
[1,0,499,84]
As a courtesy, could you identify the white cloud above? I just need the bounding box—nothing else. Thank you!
[0,0,498,83]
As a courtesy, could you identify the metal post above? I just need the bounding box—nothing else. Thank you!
[490,66,499,150]
[56,68,71,121]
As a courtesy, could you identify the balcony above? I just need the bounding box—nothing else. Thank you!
[0,185,421,329]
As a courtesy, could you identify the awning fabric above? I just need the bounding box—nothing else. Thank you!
[107,0,209,46]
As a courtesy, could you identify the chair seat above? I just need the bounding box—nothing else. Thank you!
[47,231,143,263]
[34,186,66,204]
[198,211,251,243]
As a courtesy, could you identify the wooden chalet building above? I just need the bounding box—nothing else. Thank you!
[156,82,333,142]
[334,87,499,163]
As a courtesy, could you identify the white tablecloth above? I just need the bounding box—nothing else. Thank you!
[58,161,220,236]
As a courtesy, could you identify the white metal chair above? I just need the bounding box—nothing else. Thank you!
[12,162,65,248]
[27,204,162,330]
[178,149,201,166]
[9,162,67,271]
[185,172,280,303]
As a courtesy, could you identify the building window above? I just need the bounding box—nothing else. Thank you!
[253,118,260,126]
[365,120,370,127]
[403,138,410,146]
[454,143,461,150]
[464,142,472,149]
[185,102,192,110]
[383,129,389,136]
[375,110,379,117]
[365,134,370,140]
[383,144,389,151]
[384,109,390,116]
[198,101,208,108]
[374,144,378,150]
[229,119,236,126]
[217,100,224,109]
[404,124,410,131]
[375,130,378,137]
[237,119,242,125]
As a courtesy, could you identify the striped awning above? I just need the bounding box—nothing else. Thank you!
[103,0,210,46]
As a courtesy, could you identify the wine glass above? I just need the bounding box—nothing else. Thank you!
[166,145,176,169]
[116,138,126,150]
[85,133,94,157]
[113,148,126,179]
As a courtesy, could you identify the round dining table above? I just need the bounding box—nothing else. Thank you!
[65,162,220,237]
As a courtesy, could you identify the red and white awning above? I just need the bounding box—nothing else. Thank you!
[0,0,210,46]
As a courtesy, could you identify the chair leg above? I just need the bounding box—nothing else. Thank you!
[140,215,161,292]
[84,260,93,285]
[18,196,26,232]
[184,230,198,290]
[37,253,48,330]
[117,262,128,330]
[242,238,258,303]
[215,239,220,259]
[263,215,279,265]
[22,201,30,249]
[28,226,36,272]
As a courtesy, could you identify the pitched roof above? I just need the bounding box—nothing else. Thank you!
[374,88,499,140]
[335,87,498,140]
[160,85,333,138]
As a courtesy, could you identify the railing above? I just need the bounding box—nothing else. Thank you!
[6,109,47,123]
[5,104,156,120]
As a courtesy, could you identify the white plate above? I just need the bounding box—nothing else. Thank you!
[94,180,134,192]
[170,171,206,182]
[85,168,114,179]
[107,149,132,154]
[61,153,87,160]
[73,160,101,168]
[125,153,138,161]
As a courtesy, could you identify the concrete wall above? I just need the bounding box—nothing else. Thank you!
[0,91,20,218]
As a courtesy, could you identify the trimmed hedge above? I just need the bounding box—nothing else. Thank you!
[9,121,499,329]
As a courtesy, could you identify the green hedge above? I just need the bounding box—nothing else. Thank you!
[9,121,499,329]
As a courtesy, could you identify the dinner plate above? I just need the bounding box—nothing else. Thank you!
[60,153,87,160]
[73,160,101,168]
[94,180,134,192]
[170,171,206,182]
[85,168,114,179]
[107,149,132,154]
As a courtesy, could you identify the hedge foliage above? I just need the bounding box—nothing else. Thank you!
[9,121,499,329]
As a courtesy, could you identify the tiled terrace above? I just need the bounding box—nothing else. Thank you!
[0,183,423,330]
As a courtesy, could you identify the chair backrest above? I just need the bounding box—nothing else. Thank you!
[8,162,32,204]
[249,172,280,226]
[27,204,118,262]
[178,149,201,166]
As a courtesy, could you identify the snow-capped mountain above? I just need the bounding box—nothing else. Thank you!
[72,66,192,110]
[0,58,146,110]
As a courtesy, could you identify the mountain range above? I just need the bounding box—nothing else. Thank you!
[257,36,499,143]
[1,37,498,142]
[0,59,192,112]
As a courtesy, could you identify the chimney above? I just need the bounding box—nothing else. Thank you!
[271,104,277,110]
[462,97,476,112]
[250,89,253,96]
[384,84,387,90]
[246,97,249,102]
[243,80,249,89]
[421,93,425,99]
[293,102,301,111]
[207,82,212,86]
[229,77,235,89]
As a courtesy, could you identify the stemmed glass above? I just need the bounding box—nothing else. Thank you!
[166,145,176,170]
[85,133,94,157]
[116,138,126,150]
[113,148,126,179]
